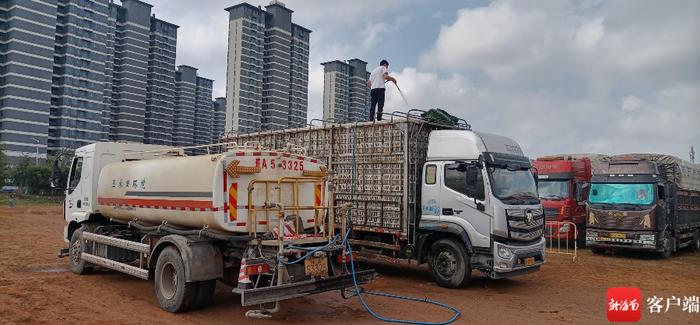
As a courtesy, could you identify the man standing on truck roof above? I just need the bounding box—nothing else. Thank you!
[367,59,397,122]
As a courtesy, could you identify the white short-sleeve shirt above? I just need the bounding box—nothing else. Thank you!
[369,65,388,89]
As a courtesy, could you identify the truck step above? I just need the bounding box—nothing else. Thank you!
[83,231,150,254]
[81,253,149,280]
[233,270,375,306]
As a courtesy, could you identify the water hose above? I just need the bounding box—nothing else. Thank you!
[338,121,461,324]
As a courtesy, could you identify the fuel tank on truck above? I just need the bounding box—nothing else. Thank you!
[96,149,328,234]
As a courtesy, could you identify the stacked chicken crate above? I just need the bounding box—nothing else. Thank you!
[228,120,432,239]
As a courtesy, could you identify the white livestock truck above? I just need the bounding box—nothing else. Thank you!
[228,110,546,287]
[56,142,374,316]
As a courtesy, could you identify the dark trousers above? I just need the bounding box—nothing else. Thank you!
[369,88,385,121]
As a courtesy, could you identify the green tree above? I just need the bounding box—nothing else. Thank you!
[11,157,53,195]
[24,164,52,195]
[11,157,32,192]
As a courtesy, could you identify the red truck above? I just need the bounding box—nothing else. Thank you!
[533,156,592,246]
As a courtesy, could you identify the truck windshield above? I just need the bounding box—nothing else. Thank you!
[538,180,569,200]
[488,167,539,203]
[588,183,654,205]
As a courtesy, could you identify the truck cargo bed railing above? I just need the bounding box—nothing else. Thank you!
[122,142,274,160]
[223,109,471,141]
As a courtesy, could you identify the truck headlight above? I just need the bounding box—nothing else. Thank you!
[639,234,655,241]
[587,230,598,238]
[498,246,513,259]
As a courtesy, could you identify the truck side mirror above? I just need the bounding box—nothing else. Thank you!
[665,184,676,205]
[574,182,583,201]
[474,173,485,201]
[51,159,62,190]
[465,165,485,201]
[531,166,539,187]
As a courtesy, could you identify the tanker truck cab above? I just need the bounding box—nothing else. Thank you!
[420,130,545,285]
[62,143,172,242]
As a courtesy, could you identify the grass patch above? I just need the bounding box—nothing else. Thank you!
[0,194,62,206]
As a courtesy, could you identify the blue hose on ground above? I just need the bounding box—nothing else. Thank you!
[341,122,461,325]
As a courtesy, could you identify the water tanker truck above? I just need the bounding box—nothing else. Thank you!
[57,142,374,315]
[226,110,546,287]
[585,154,700,257]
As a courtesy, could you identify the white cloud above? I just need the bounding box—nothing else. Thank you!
[621,95,643,112]
[573,18,605,50]
[408,0,700,158]
[360,14,412,50]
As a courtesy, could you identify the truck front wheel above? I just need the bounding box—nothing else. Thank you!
[691,231,700,252]
[69,226,94,275]
[155,247,198,312]
[428,239,471,288]
[659,232,673,259]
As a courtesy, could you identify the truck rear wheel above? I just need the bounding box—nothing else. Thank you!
[155,247,197,312]
[69,226,93,275]
[428,239,471,288]
[591,247,606,255]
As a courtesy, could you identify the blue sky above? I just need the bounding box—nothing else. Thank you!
[147,0,699,159]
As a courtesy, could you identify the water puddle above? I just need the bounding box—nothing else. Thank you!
[23,265,70,273]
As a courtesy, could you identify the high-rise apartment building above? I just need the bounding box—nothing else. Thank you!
[193,76,214,147]
[50,0,110,152]
[144,16,178,145]
[224,1,310,133]
[321,59,369,123]
[107,0,151,143]
[0,0,216,163]
[212,97,226,142]
[172,65,196,147]
[0,0,57,162]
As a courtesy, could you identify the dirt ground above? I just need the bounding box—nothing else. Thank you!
[1,205,698,324]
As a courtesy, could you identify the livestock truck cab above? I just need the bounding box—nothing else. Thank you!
[227,111,545,288]
[420,130,546,285]
[57,142,374,316]
[585,156,700,258]
[533,156,591,246]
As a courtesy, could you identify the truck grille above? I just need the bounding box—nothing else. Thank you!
[506,208,544,241]
[590,212,649,231]
[544,208,559,220]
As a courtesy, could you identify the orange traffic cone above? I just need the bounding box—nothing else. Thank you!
[237,258,253,290]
